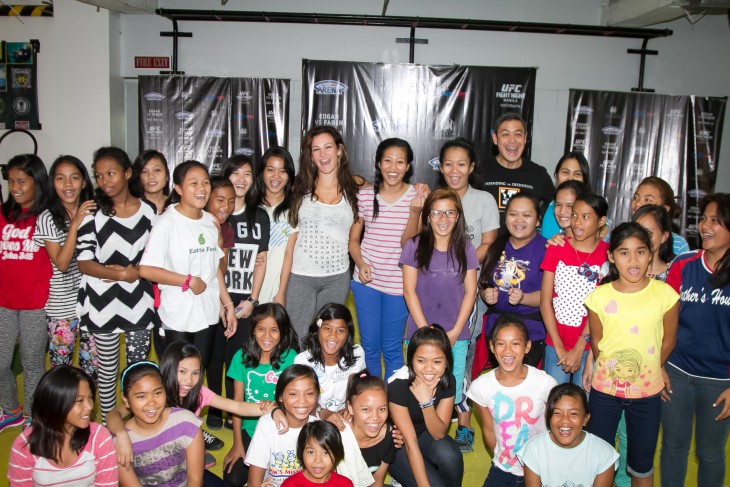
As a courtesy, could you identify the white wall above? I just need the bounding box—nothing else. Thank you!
[0,0,112,192]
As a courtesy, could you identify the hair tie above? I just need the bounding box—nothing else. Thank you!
[120,361,159,387]
[359,372,367,378]
[316,319,323,327]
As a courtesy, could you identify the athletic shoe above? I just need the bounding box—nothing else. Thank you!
[206,414,223,430]
[0,406,23,432]
[455,425,475,453]
[223,417,233,430]
[202,430,225,451]
[390,479,403,487]
[205,452,216,469]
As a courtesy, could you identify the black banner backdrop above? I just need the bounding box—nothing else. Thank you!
[302,60,536,188]
[565,89,726,248]
[139,76,290,175]
[0,40,41,130]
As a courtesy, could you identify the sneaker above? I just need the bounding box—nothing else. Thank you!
[206,414,223,430]
[204,451,216,469]
[390,479,403,487]
[202,430,224,451]
[223,417,233,430]
[0,407,23,432]
[455,425,475,453]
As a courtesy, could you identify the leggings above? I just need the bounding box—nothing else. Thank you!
[83,330,150,420]
[285,271,351,343]
[0,307,47,417]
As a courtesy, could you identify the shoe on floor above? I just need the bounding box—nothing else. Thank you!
[223,417,233,430]
[455,425,475,453]
[0,406,23,432]
[205,451,216,469]
[206,414,223,430]
[203,430,225,451]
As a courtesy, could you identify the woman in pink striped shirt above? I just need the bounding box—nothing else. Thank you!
[349,138,426,378]
[8,366,117,486]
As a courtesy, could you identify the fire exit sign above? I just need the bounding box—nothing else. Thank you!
[135,56,170,69]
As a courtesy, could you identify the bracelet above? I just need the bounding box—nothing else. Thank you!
[418,398,436,409]
[181,274,192,292]
[223,302,234,308]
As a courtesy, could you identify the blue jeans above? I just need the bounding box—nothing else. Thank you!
[660,364,730,487]
[351,281,407,378]
[587,389,661,477]
[388,430,463,487]
[483,464,524,487]
[544,344,587,386]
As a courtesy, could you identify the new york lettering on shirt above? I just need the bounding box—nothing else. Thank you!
[226,220,263,294]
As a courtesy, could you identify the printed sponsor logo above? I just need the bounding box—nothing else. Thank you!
[177,127,194,138]
[266,109,276,121]
[633,146,648,155]
[144,92,165,101]
[206,129,225,137]
[434,85,467,98]
[234,147,255,156]
[496,84,526,100]
[239,127,249,136]
[205,95,226,101]
[667,109,683,120]
[316,113,343,127]
[266,93,281,102]
[601,126,622,135]
[314,80,348,95]
[699,112,715,121]
[697,130,711,140]
[175,111,195,120]
[236,114,255,120]
[574,106,593,115]
[208,146,224,156]
[236,91,253,102]
[427,157,441,171]
[438,118,455,137]
[147,125,163,137]
[13,97,30,115]
[688,188,708,198]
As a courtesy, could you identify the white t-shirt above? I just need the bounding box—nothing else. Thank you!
[245,413,308,486]
[294,345,366,412]
[338,422,375,487]
[518,431,619,486]
[466,366,557,476]
[259,204,294,303]
[140,205,223,332]
[291,195,354,277]
[461,185,500,256]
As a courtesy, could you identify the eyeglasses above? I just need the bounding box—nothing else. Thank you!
[429,209,459,220]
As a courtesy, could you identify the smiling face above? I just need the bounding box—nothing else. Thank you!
[489,325,530,374]
[347,388,388,439]
[140,157,168,197]
[177,357,201,399]
[302,438,335,483]
[505,197,539,244]
[280,377,318,427]
[548,394,589,449]
[492,119,526,166]
[631,183,664,214]
[174,166,211,212]
[379,146,410,189]
[123,375,166,427]
[311,133,342,175]
[318,319,349,366]
[556,158,584,185]
[412,343,447,388]
[700,202,730,256]
[571,200,604,243]
[440,147,473,193]
[428,197,460,240]
[207,185,235,224]
[263,156,290,199]
[52,161,85,209]
[94,157,131,200]
[554,188,577,231]
[65,380,94,434]
[228,163,253,199]
[8,167,36,209]
[254,316,281,358]
[608,235,651,285]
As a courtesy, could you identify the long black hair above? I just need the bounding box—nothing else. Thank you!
[27,366,95,462]
[130,150,170,198]
[601,222,653,285]
[479,193,541,290]
[296,421,345,469]
[160,341,204,413]
[165,160,209,208]
[631,204,675,264]
[406,324,453,391]
[222,154,258,229]
[413,188,469,280]
[252,146,296,222]
[243,303,300,369]
[301,303,357,370]
[554,151,591,185]
[2,153,48,223]
[92,146,133,217]
[45,155,95,232]
[372,138,413,220]
[701,193,730,288]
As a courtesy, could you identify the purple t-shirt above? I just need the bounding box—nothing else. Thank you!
[485,234,547,341]
[399,237,478,340]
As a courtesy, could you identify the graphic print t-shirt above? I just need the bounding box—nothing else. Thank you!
[226,206,270,301]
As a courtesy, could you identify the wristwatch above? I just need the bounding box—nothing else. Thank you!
[583,334,591,343]
[247,296,259,307]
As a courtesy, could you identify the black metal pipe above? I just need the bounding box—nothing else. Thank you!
[409,26,415,63]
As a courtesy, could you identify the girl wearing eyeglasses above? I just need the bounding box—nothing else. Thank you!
[399,188,478,410]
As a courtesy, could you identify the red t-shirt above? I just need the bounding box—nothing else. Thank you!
[540,239,609,350]
[0,210,51,309]
[281,471,354,487]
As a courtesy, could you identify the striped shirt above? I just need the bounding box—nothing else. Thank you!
[33,210,81,319]
[8,422,118,486]
[354,185,417,295]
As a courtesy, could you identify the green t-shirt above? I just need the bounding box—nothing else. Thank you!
[226,347,296,437]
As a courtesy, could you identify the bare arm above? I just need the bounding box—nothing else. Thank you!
[472,402,496,453]
[117,464,143,487]
[524,466,542,487]
[402,265,428,329]
[389,403,430,487]
[274,233,296,305]
[185,428,205,487]
[475,229,498,264]
[660,302,679,364]
[401,198,425,247]
[106,405,134,470]
[586,309,603,359]
[77,260,137,282]
[43,201,97,271]
[348,217,372,284]
[421,393,454,440]
[223,380,246,474]
[593,463,616,487]
[540,271,565,353]
[247,466,267,487]
[447,268,477,345]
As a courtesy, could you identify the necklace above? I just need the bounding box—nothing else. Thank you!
[572,239,600,282]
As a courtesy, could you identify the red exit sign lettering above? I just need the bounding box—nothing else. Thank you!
[135,56,170,69]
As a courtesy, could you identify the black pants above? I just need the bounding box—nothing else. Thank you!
[164,323,219,369]
[223,430,252,487]
[206,313,251,420]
